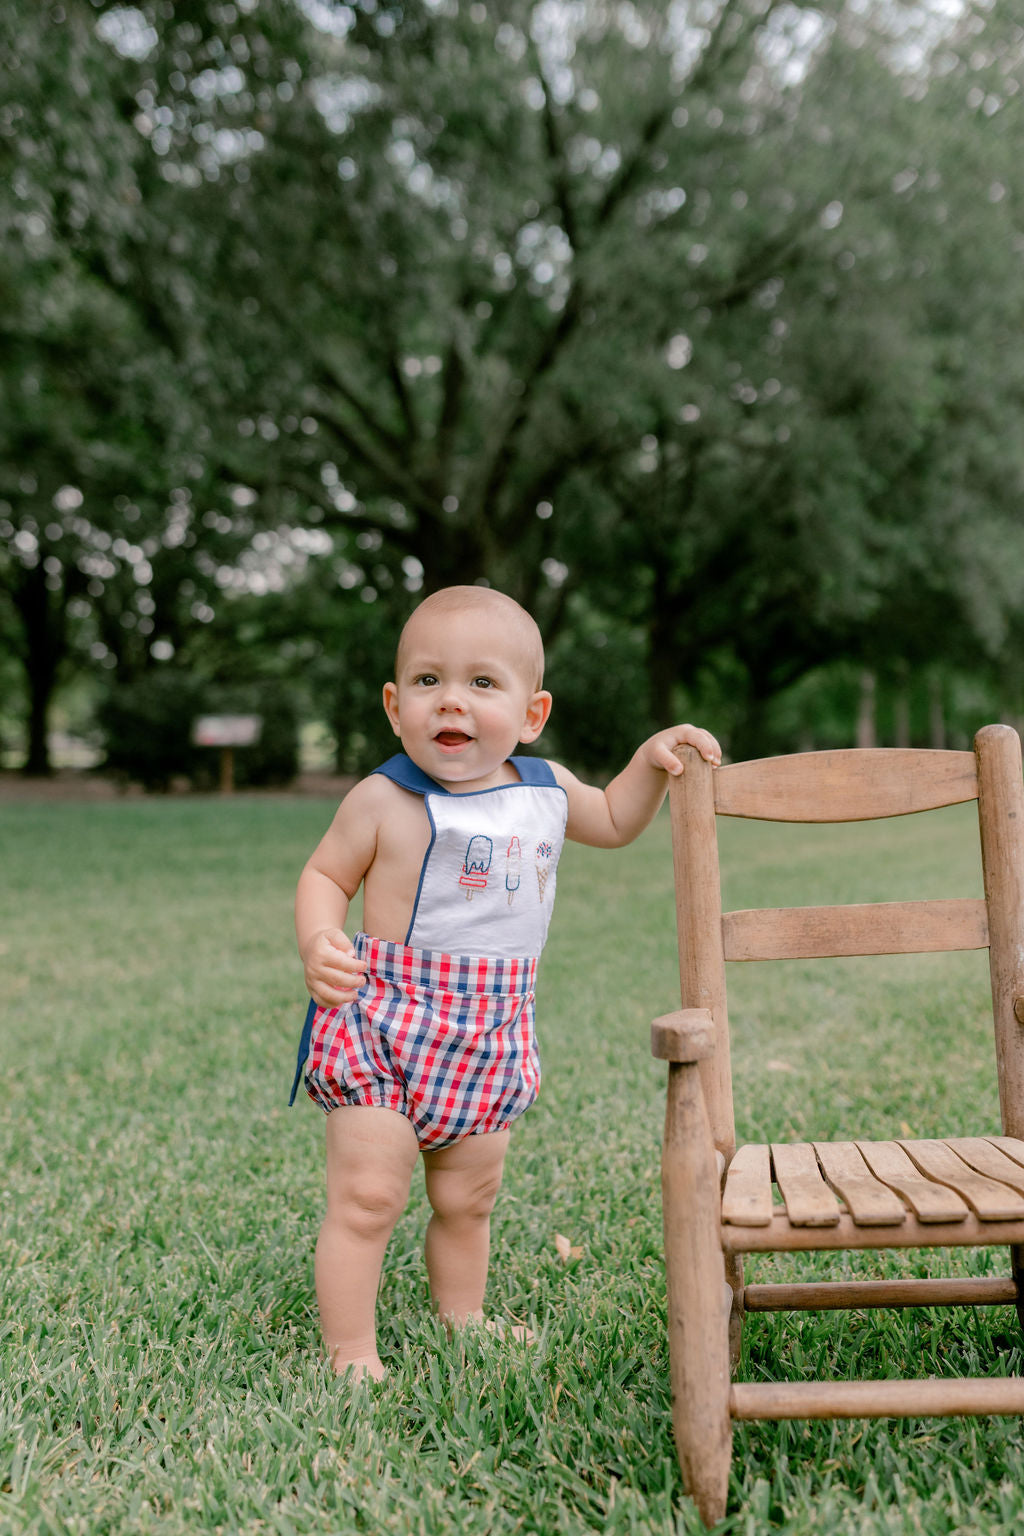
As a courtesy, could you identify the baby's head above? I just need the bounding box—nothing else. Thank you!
[394,586,545,692]
[385,586,551,787]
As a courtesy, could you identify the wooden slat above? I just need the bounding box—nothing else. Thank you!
[722,899,989,962]
[985,1136,1024,1170]
[771,1143,841,1227]
[898,1140,1024,1220]
[947,1138,1024,1195]
[721,1210,1024,1254]
[721,1144,773,1227]
[714,748,977,823]
[744,1277,1018,1312]
[812,1142,907,1225]
[855,1141,971,1223]
[730,1377,1024,1421]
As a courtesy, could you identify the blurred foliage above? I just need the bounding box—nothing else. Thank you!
[97,671,298,789]
[3,0,1024,777]
[543,607,653,775]
[96,668,207,789]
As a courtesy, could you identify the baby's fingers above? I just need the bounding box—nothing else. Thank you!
[694,733,722,766]
[652,737,691,774]
[310,982,361,1010]
[658,746,686,775]
[674,727,721,765]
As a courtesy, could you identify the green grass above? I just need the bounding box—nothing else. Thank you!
[2,793,1024,1534]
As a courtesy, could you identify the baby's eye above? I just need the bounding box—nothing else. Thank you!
[471,676,496,689]
[413,673,439,687]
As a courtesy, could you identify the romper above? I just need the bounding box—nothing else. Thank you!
[290,753,568,1149]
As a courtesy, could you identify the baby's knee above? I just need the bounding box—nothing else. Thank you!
[327,1169,409,1241]
[427,1166,503,1225]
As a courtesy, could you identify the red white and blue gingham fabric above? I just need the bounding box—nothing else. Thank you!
[303,933,540,1149]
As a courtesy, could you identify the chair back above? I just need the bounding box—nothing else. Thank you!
[667,724,1024,1153]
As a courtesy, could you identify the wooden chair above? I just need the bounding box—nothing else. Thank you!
[652,724,1024,1526]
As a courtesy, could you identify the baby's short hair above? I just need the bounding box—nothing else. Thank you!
[395,586,545,691]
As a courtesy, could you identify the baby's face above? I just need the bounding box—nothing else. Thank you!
[382,607,550,791]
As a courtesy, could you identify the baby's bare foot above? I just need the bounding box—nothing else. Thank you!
[484,1318,535,1346]
[329,1349,386,1382]
[440,1311,534,1345]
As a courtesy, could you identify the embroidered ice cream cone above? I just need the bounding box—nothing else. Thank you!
[535,839,553,902]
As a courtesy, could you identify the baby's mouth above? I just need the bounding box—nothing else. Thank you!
[435,730,472,747]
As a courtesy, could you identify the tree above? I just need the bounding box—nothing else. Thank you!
[1,2,318,770]
[0,4,216,769]
[6,0,1024,772]
[158,0,1024,748]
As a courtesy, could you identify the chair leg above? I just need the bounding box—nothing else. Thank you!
[726,1252,745,1369]
[662,1061,732,1528]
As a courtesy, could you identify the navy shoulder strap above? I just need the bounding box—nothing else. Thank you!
[370,753,449,796]
[371,753,557,793]
[510,755,558,787]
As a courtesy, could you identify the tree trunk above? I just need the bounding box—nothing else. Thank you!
[729,690,773,763]
[893,683,911,748]
[928,672,945,750]
[856,669,877,748]
[646,568,689,737]
[13,563,64,777]
[24,671,55,776]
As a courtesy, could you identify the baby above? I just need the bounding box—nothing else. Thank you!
[293,584,720,1380]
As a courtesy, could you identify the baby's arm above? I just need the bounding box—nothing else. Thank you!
[553,724,721,848]
[295,777,384,1007]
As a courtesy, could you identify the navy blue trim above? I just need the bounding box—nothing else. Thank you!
[288,996,318,1106]
[371,752,557,795]
[405,794,438,944]
[509,754,557,786]
[372,754,448,796]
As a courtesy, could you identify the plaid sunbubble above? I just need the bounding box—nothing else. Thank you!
[304,933,541,1149]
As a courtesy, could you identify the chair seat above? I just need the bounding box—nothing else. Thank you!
[721,1135,1024,1252]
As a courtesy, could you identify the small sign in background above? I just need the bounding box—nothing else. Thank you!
[192,715,262,791]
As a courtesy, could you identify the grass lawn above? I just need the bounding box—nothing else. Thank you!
[2,790,1024,1534]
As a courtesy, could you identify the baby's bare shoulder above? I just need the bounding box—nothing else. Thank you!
[332,771,408,829]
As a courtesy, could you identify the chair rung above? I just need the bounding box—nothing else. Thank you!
[730,1377,1024,1421]
[744,1277,1019,1312]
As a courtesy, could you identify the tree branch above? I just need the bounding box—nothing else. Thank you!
[433,329,467,496]
[529,38,581,253]
[311,395,441,525]
[383,340,420,445]
[311,355,411,461]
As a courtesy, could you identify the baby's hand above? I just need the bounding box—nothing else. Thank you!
[643,724,722,776]
[302,928,368,1009]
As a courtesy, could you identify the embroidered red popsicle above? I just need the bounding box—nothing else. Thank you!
[460,834,493,900]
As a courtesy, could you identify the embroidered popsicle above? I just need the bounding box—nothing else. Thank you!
[504,836,522,906]
[460,834,493,900]
[535,839,553,902]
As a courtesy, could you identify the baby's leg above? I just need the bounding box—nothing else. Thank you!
[421,1128,510,1326]
[317,1105,419,1380]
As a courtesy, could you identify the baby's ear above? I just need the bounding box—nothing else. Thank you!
[382,681,402,737]
[520,690,553,743]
